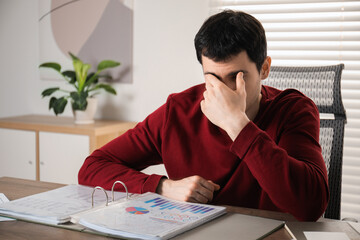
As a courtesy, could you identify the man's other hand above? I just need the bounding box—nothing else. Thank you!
[156,175,220,204]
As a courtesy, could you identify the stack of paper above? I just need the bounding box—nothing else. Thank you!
[0,185,125,225]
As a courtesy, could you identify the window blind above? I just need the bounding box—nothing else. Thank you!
[210,0,360,221]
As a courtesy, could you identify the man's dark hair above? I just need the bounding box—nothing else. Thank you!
[194,10,267,73]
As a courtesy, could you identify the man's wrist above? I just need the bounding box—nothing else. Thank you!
[226,117,250,141]
[156,177,168,194]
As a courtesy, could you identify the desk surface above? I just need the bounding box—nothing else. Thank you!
[0,177,358,240]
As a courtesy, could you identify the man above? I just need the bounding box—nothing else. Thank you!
[78,10,329,221]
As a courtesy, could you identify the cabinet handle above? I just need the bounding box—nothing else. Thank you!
[28,161,33,165]
[40,161,44,165]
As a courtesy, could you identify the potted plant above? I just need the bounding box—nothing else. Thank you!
[39,52,120,124]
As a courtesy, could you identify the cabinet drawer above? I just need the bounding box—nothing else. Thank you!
[0,128,36,180]
[39,132,89,184]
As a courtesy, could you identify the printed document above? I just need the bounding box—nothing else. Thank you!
[0,185,126,225]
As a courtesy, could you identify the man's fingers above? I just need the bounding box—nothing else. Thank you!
[205,73,223,88]
[208,180,221,191]
[236,71,244,92]
[189,192,210,203]
[202,90,208,100]
[197,177,218,191]
[194,177,221,203]
[204,74,223,102]
[182,176,221,203]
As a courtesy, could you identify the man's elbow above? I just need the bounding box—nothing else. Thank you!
[77,156,94,185]
[294,187,329,221]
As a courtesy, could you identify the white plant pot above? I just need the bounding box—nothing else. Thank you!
[73,98,97,124]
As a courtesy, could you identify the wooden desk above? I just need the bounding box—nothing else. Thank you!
[0,177,358,240]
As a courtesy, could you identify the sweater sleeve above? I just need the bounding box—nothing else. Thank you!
[78,103,167,193]
[230,98,329,221]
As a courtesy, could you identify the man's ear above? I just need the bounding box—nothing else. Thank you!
[260,56,272,80]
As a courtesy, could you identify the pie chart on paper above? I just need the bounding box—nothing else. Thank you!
[125,207,150,215]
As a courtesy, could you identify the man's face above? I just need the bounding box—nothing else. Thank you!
[201,51,269,117]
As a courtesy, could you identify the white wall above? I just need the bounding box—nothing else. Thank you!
[0,0,210,122]
[0,0,39,118]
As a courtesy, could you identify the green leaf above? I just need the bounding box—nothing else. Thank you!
[70,91,88,101]
[84,72,98,87]
[49,97,57,109]
[49,97,67,115]
[54,97,68,115]
[39,62,61,72]
[73,59,83,77]
[70,91,88,111]
[79,63,91,91]
[62,70,76,84]
[93,84,117,95]
[86,73,99,89]
[69,52,80,61]
[41,87,60,97]
[82,64,91,78]
[97,60,120,72]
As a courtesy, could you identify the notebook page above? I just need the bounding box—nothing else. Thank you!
[0,185,126,224]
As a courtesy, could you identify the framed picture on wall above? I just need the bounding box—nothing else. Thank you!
[38,0,133,83]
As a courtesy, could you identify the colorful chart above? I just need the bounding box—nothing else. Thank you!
[125,207,149,215]
[144,197,215,214]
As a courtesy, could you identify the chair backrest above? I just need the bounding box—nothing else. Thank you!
[265,64,346,220]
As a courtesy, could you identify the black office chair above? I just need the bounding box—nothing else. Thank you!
[264,64,346,220]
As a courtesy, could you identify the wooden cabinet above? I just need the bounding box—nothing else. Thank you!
[39,132,90,184]
[0,115,137,184]
[0,128,36,180]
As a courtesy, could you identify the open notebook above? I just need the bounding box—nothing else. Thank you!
[74,192,226,240]
[0,181,227,239]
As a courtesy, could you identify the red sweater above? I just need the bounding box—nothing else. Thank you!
[78,84,329,221]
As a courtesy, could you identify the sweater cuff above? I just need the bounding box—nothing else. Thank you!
[141,174,167,193]
[230,121,262,159]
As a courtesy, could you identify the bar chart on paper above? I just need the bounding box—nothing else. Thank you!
[144,197,217,214]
